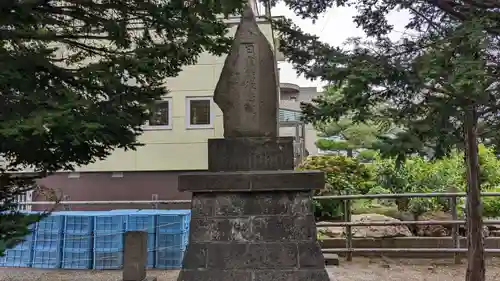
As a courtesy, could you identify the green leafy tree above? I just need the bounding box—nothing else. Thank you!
[0,0,247,255]
[313,85,397,157]
[266,1,500,279]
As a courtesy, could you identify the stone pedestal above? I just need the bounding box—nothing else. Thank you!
[207,137,294,171]
[177,137,330,281]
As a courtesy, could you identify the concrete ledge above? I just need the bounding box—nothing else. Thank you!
[321,237,500,258]
[179,170,324,192]
[323,253,340,266]
[208,137,294,172]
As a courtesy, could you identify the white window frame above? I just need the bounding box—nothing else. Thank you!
[144,98,173,130]
[186,97,214,129]
[14,190,33,211]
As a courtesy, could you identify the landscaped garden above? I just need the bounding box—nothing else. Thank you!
[300,145,500,239]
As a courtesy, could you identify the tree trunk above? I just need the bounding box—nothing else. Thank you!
[464,105,485,281]
[346,149,353,157]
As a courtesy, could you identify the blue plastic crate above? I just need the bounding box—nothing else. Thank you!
[1,249,33,267]
[94,232,123,250]
[94,215,125,233]
[155,249,184,269]
[147,233,155,250]
[8,232,34,250]
[156,232,188,251]
[32,249,61,269]
[36,214,64,234]
[62,250,92,269]
[146,250,154,269]
[109,209,140,213]
[63,233,92,251]
[34,232,63,250]
[64,213,94,234]
[93,250,123,270]
[126,214,156,233]
[11,239,33,251]
[156,213,190,234]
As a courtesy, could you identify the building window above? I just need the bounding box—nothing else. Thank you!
[186,97,213,129]
[146,99,172,129]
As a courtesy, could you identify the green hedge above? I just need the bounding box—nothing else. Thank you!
[299,144,500,220]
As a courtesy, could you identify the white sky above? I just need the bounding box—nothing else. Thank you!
[271,3,409,90]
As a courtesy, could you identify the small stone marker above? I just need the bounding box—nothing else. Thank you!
[122,231,157,281]
[324,253,340,266]
[176,5,330,281]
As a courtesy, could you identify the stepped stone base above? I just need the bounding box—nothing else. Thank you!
[178,269,329,281]
[177,171,330,281]
[178,170,324,192]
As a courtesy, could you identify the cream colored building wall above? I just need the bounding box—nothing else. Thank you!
[76,20,276,172]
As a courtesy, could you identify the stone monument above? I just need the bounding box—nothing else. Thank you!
[176,6,330,281]
[122,231,156,281]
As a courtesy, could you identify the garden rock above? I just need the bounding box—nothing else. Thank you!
[485,217,500,231]
[459,224,490,238]
[490,230,500,237]
[350,214,413,238]
[388,211,418,235]
[417,211,452,237]
[317,221,343,238]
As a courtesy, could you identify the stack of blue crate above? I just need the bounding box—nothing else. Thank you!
[32,213,65,268]
[126,210,157,268]
[93,212,126,269]
[155,210,191,269]
[62,212,94,269]
[0,211,37,267]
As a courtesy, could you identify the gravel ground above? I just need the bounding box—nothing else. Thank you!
[1,258,500,281]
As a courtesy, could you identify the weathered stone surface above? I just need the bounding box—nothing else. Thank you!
[208,137,294,171]
[206,242,298,269]
[180,270,330,281]
[181,182,328,280]
[213,5,278,138]
[298,242,326,268]
[317,221,344,238]
[252,215,316,241]
[191,194,216,218]
[190,192,312,218]
[178,170,323,192]
[253,270,331,281]
[351,214,413,238]
[212,192,312,217]
[178,270,252,281]
[323,253,340,266]
[188,215,316,242]
[189,217,253,242]
[181,243,207,269]
[417,211,451,237]
[123,231,147,281]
